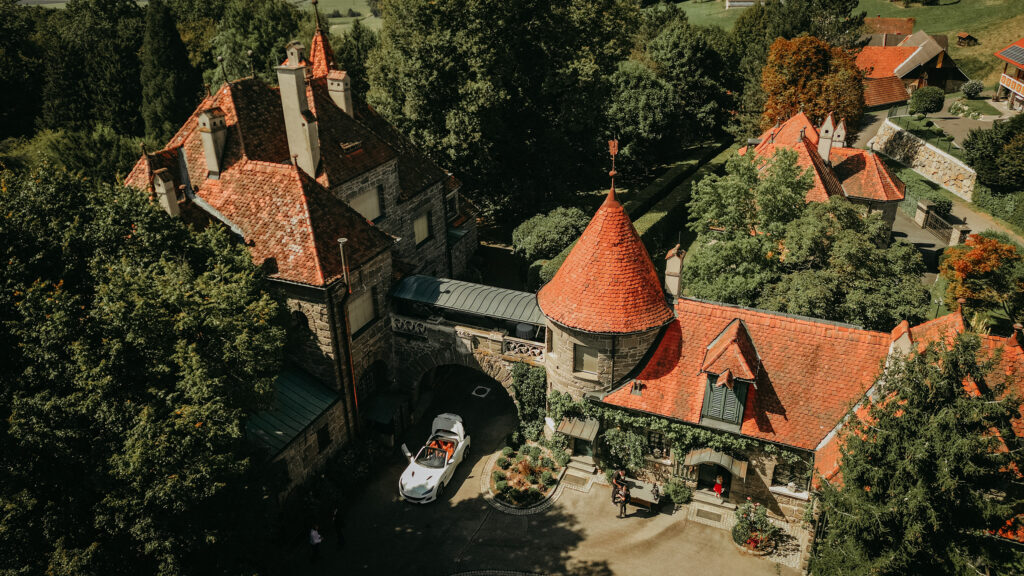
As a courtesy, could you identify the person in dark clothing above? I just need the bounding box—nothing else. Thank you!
[615,486,630,518]
[332,508,345,548]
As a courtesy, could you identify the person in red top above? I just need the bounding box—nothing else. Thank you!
[714,475,724,499]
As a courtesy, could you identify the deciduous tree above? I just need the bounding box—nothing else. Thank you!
[513,207,591,262]
[940,232,1024,323]
[761,36,864,133]
[813,333,1024,575]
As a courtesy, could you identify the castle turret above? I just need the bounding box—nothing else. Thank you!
[538,147,674,399]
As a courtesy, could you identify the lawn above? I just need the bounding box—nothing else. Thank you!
[673,0,743,30]
[946,93,1001,116]
[291,0,382,33]
[888,115,965,159]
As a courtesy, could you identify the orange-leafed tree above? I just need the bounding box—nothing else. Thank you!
[760,36,864,134]
[939,233,1024,322]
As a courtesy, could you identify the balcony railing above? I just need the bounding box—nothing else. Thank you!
[391,313,544,365]
[1000,74,1024,97]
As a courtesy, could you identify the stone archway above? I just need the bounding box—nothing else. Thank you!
[399,347,517,406]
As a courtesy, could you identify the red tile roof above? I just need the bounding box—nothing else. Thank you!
[830,148,906,201]
[995,38,1024,69]
[856,46,917,78]
[702,319,761,381]
[537,189,674,334]
[602,298,891,450]
[862,76,910,107]
[308,28,336,79]
[864,17,915,36]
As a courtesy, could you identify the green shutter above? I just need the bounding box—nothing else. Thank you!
[722,386,739,422]
[710,382,726,417]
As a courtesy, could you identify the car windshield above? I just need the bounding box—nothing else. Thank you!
[415,446,447,469]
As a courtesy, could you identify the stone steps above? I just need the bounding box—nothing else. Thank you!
[692,489,737,510]
[567,458,596,475]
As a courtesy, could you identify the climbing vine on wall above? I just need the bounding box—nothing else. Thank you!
[547,390,809,467]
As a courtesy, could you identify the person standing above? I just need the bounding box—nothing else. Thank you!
[309,524,323,561]
[616,486,630,518]
[714,475,724,500]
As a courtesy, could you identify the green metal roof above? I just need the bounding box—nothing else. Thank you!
[247,365,339,454]
[392,275,545,326]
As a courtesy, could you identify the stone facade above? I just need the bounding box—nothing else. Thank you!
[544,320,661,399]
[870,119,977,201]
[271,399,352,496]
[448,218,479,279]
[850,197,899,240]
[343,250,395,399]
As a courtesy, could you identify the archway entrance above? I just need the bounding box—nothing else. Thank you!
[697,464,731,499]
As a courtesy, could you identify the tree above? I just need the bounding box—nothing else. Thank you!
[685,150,929,329]
[0,125,148,184]
[963,113,1024,191]
[0,168,285,574]
[940,233,1024,323]
[513,207,591,262]
[165,0,227,71]
[761,36,864,133]
[0,0,48,139]
[813,333,1024,575]
[332,18,378,96]
[604,60,678,170]
[140,0,202,144]
[39,0,146,135]
[367,0,640,219]
[210,0,302,84]
[909,86,944,116]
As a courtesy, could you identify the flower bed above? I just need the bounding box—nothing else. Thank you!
[490,442,563,508]
[731,498,780,555]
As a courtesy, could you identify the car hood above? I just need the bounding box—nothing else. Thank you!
[400,462,442,495]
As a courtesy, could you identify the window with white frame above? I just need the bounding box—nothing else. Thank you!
[772,459,810,491]
[348,288,377,336]
[573,345,598,374]
[414,211,432,245]
[350,187,382,222]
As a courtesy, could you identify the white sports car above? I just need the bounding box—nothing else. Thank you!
[399,413,471,503]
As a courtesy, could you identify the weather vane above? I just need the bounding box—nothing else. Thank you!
[608,139,619,200]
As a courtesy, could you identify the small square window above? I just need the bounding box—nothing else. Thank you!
[414,211,432,245]
[573,345,598,374]
[316,425,331,452]
[348,288,378,336]
[350,187,382,222]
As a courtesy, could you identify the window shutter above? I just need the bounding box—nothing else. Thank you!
[723,387,739,422]
[709,382,726,417]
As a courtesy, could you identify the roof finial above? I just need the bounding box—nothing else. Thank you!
[608,139,619,202]
[312,0,322,31]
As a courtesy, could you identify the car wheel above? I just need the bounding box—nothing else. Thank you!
[437,482,446,500]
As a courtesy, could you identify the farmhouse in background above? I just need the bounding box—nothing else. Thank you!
[857,31,969,108]
[863,15,915,46]
[995,37,1024,110]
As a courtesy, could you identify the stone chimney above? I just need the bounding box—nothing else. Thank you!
[197,107,227,178]
[664,244,685,299]
[328,70,353,117]
[817,114,835,164]
[276,41,321,177]
[833,118,847,148]
[152,168,180,217]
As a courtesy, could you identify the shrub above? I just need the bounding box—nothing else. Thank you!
[501,446,514,458]
[326,8,342,17]
[909,86,944,115]
[734,499,781,550]
[497,456,511,469]
[542,470,556,486]
[522,420,544,442]
[510,363,547,427]
[529,446,542,460]
[923,119,934,128]
[512,207,590,261]
[554,449,571,468]
[663,479,692,504]
[525,474,537,485]
[345,8,360,17]
[541,456,554,469]
[495,480,508,492]
[961,80,984,99]
[914,113,925,121]
[493,470,506,483]
[505,430,523,448]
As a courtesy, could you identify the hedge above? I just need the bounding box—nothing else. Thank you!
[973,183,1024,237]
[538,141,732,283]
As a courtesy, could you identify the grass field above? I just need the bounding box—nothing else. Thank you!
[291,0,381,33]
[676,0,1024,89]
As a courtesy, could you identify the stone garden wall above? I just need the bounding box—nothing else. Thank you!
[870,119,976,201]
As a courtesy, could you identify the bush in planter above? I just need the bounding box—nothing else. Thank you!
[733,498,780,551]
[496,480,508,492]
[542,470,555,485]
[497,456,511,469]
[663,479,692,505]
[493,470,506,483]
[961,80,984,99]
[541,456,554,469]
[501,446,514,458]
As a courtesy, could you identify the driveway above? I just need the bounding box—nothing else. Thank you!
[272,367,802,576]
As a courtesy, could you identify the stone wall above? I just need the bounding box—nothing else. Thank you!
[277,285,339,388]
[849,198,899,241]
[449,219,479,279]
[337,250,394,399]
[870,119,976,201]
[272,399,352,496]
[544,321,661,399]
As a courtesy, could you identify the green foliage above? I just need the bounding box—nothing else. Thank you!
[734,499,780,550]
[497,456,511,469]
[140,0,202,144]
[501,446,514,458]
[961,80,984,99]
[908,86,944,115]
[684,150,930,330]
[600,427,648,472]
[605,60,679,169]
[0,168,286,574]
[541,470,556,486]
[495,479,508,492]
[331,18,378,96]
[492,470,506,483]
[900,178,952,218]
[367,0,640,219]
[541,456,554,469]
[510,364,547,427]
[210,0,301,84]
[546,389,580,423]
[0,0,47,139]
[1,125,150,186]
[513,207,590,261]
[963,114,1024,192]
[662,479,691,504]
[812,333,1024,574]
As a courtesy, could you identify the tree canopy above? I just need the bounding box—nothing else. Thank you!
[141,0,202,144]
[761,36,864,133]
[0,168,285,574]
[813,332,1024,575]
[684,150,929,330]
[940,232,1024,323]
[209,0,302,84]
[963,113,1024,192]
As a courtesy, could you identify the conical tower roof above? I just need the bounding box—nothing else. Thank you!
[537,188,674,334]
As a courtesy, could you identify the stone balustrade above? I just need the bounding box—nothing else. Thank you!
[391,313,544,366]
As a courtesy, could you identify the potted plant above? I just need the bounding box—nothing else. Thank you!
[732,498,780,555]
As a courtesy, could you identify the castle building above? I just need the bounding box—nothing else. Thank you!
[125,25,477,493]
[740,111,906,237]
[541,164,1023,525]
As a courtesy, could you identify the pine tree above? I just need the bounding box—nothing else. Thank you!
[813,333,1024,575]
[141,0,201,144]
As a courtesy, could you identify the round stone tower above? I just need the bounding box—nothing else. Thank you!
[537,186,674,399]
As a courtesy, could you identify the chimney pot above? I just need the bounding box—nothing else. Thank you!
[152,168,180,217]
[328,70,354,117]
[197,107,227,178]
[277,44,320,177]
